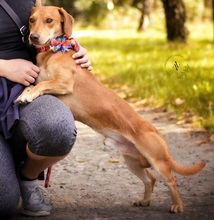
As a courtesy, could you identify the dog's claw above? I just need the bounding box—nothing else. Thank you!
[15,96,33,104]
[15,99,26,105]
[133,200,150,207]
[15,86,35,104]
[169,204,183,213]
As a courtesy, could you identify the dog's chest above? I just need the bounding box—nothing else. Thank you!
[36,53,56,83]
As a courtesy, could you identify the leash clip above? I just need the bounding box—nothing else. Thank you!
[20,25,29,36]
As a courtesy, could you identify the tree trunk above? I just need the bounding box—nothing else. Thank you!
[137,0,153,31]
[132,0,153,31]
[161,0,187,42]
[212,0,214,42]
[45,0,79,17]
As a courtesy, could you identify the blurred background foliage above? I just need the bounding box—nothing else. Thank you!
[43,0,213,29]
[41,0,214,132]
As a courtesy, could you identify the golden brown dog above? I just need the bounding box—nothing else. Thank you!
[16,6,205,213]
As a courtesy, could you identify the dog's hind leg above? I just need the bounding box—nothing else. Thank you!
[154,161,183,213]
[133,132,183,213]
[123,153,156,207]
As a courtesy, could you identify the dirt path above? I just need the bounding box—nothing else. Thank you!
[12,109,214,220]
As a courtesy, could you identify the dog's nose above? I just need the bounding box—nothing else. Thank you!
[30,33,40,42]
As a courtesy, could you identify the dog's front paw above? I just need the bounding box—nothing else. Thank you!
[15,86,35,104]
[15,95,33,104]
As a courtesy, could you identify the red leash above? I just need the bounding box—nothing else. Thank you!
[45,166,52,188]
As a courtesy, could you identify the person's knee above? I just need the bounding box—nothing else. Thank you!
[28,117,77,156]
[21,95,77,156]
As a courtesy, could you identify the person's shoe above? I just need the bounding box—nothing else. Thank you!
[19,179,51,216]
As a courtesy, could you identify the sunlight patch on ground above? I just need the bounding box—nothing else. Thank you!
[73,29,143,39]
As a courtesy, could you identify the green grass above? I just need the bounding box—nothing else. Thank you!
[75,22,214,132]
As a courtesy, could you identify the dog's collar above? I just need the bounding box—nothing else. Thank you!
[36,35,80,53]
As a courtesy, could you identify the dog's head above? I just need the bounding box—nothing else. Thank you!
[29,6,74,46]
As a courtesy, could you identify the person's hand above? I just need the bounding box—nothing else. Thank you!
[0,59,40,86]
[72,45,92,71]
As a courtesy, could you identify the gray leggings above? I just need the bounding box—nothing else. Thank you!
[0,95,77,217]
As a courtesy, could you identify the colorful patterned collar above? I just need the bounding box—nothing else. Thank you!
[36,35,80,53]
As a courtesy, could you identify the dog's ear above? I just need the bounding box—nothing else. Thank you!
[58,7,74,37]
[30,7,37,15]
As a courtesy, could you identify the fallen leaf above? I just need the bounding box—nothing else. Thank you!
[196,140,209,145]
[210,134,214,142]
[108,158,120,163]
[175,98,185,106]
[75,158,89,163]
[176,120,185,125]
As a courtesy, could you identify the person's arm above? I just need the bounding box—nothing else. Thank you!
[0,59,40,86]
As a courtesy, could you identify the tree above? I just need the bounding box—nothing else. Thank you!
[132,0,154,31]
[161,0,188,42]
[44,0,189,42]
[119,0,188,41]
[43,0,79,17]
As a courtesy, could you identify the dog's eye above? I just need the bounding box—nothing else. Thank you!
[29,17,35,23]
[46,18,53,23]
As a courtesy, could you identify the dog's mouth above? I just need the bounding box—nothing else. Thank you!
[31,39,51,47]
[29,33,51,47]
[38,39,51,46]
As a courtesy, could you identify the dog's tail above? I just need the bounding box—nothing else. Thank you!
[171,159,206,176]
